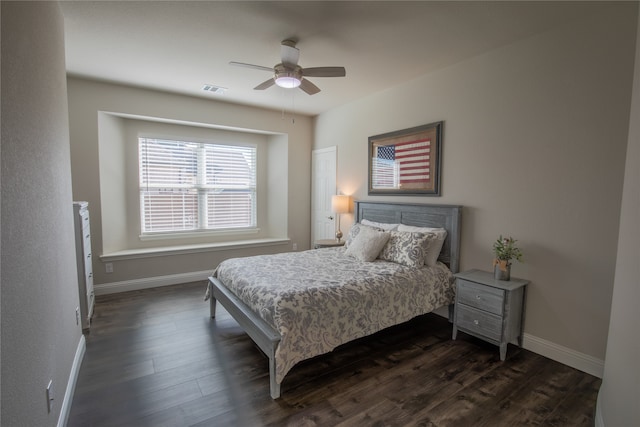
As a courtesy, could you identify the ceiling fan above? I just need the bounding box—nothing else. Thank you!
[229,39,346,95]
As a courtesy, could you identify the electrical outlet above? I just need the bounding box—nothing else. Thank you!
[292,243,297,251]
[75,307,80,326]
[46,380,53,413]
[105,262,113,273]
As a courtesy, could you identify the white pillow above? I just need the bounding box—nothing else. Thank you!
[397,224,447,267]
[344,226,390,262]
[361,219,400,231]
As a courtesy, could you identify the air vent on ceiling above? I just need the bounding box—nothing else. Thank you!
[202,84,227,94]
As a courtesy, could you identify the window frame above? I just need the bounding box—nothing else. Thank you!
[138,136,258,237]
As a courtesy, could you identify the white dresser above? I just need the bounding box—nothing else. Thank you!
[73,201,94,332]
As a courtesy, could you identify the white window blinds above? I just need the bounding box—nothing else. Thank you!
[139,137,256,234]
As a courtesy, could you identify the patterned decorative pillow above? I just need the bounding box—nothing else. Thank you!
[396,225,447,267]
[344,223,380,248]
[344,226,390,262]
[378,231,436,268]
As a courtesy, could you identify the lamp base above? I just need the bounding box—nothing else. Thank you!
[335,229,343,242]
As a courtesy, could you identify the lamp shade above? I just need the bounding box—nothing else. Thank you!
[331,195,350,214]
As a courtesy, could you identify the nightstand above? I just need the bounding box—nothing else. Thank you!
[452,269,529,360]
[314,239,345,249]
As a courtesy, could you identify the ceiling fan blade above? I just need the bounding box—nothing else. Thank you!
[302,66,346,78]
[299,79,321,95]
[229,61,273,72]
[254,78,275,90]
[280,40,300,68]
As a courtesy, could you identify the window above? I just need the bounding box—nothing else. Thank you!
[139,137,256,234]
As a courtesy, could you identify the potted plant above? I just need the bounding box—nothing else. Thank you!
[492,235,523,281]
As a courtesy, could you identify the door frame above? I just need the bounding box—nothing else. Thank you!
[311,146,337,244]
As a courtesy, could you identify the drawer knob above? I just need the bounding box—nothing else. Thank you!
[475,295,481,300]
[473,320,479,326]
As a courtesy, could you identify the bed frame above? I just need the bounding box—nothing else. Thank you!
[208,201,462,399]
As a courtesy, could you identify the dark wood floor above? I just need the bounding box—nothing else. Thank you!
[68,281,600,427]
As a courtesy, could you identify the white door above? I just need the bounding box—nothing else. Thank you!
[311,147,337,243]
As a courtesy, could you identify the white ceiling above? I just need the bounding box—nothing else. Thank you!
[60,1,602,116]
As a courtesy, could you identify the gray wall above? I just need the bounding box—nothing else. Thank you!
[314,3,637,368]
[67,78,313,287]
[596,4,640,426]
[1,2,82,426]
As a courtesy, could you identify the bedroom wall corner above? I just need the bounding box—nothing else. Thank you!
[1,2,83,426]
[596,3,640,426]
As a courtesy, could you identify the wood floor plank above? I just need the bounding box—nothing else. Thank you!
[68,282,600,427]
[472,357,586,427]
[408,352,547,426]
[538,372,601,426]
[136,389,247,427]
[334,396,410,427]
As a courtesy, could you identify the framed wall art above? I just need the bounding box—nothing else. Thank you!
[368,121,443,196]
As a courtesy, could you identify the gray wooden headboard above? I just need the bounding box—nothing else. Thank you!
[355,201,462,273]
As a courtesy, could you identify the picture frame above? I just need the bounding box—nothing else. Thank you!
[368,121,443,196]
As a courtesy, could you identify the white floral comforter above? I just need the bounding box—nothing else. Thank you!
[213,247,455,384]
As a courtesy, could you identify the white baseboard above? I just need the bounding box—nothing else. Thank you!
[94,270,212,295]
[58,334,86,427]
[523,333,604,378]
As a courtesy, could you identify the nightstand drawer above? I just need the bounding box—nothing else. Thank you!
[457,279,504,315]
[456,304,503,342]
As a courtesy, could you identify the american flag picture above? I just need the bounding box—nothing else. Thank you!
[369,122,442,195]
[372,138,431,189]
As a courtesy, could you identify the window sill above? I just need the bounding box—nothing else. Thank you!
[139,227,260,241]
[100,238,290,262]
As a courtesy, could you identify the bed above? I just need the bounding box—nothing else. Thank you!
[207,201,462,399]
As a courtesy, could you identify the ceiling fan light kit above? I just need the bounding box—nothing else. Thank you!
[275,76,301,88]
[230,39,346,95]
[274,65,302,88]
